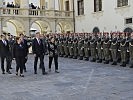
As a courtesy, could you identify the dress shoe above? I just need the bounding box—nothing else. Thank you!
[7,71,12,74]
[2,72,5,74]
[79,57,83,60]
[120,62,126,67]
[55,70,60,73]
[97,59,102,63]
[20,74,24,77]
[111,62,117,65]
[10,67,13,69]
[129,66,133,68]
[34,72,37,74]
[73,56,77,59]
[90,59,96,62]
[104,60,109,64]
[42,72,48,75]
[16,72,18,76]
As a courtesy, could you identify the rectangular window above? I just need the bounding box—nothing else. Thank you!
[117,0,128,7]
[125,18,132,24]
[94,0,102,12]
[77,0,84,15]
[65,1,70,11]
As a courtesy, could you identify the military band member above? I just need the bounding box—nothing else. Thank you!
[84,38,89,61]
[73,38,78,59]
[129,32,133,68]
[78,38,84,60]
[119,32,128,67]
[63,38,69,58]
[68,38,74,58]
[58,38,64,57]
[103,33,111,64]
[97,34,103,63]
[110,33,118,65]
[90,35,97,62]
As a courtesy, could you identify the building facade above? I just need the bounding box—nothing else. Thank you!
[0,0,133,36]
[74,0,133,33]
[0,0,74,36]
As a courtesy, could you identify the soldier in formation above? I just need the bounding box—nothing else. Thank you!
[47,32,133,68]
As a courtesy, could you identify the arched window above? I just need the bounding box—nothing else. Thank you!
[93,27,100,33]
[117,0,128,7]
[124,27,133,33]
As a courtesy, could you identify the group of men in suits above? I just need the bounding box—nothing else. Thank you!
[0,33,28,75]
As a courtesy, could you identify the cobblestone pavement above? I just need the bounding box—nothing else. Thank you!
[0,55,133,100]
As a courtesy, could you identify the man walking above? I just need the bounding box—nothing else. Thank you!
[32,32,47,75]
[0,34,12,74]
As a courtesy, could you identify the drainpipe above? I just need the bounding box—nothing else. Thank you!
[72,0,76,32]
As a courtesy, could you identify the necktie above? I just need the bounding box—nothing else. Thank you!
[3,40,7,45]
[38,39,40,45]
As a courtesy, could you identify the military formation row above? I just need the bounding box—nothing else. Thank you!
[49,32,133,68]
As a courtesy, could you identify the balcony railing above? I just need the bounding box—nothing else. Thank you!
[0,8,73,18]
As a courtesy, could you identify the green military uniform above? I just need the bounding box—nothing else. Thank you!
[129,38,133,68]
[59,39,64,57]
[78,39,84,60]
[110,37,118,65]
[73,38,78,59]
[97,38,102,63]
[90,38,97,62]
[103,38,110,64]
[55,38,59,56]
[120,38,127,67]
[63,38,69,58]
[83,38,89,61]
[68,38,74,58]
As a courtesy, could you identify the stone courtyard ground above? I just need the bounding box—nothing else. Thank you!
[0,55,133,100]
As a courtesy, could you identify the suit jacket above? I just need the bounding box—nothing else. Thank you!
[21,39,29,57]
[32,38,45,55]
[0,40,10,57]
[13,43,25,58]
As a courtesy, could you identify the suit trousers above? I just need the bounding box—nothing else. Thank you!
[15,57,25,74]
[34,54,45,74]
[1,56,10,72]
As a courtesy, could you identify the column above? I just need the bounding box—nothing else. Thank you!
[0,18,2,35]
[50,20,56,33]
[20,0,29,8]
[14,0,20,6]
[59,0,64,11]
[0,0,4,8]
[49,0,55,10]
[40,0,45,9]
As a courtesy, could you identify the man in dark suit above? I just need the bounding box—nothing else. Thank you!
[32,32,47,75]
[0,34,12,74]
[20,34,29,72]
[6,33,15,69]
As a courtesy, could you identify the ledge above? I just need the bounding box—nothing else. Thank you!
[92,11,104,15]
[115,5,130,10]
